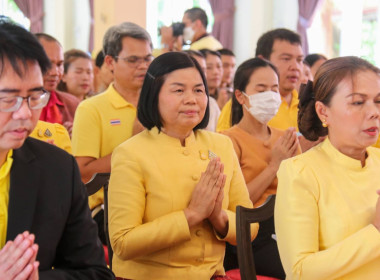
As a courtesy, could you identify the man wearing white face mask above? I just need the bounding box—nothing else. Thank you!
[159,7,223,53]
[182,7,222,51]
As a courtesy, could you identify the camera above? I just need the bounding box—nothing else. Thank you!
[159,22,185,37]
[171,22,185,37]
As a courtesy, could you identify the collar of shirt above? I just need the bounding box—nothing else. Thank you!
[107,83,135,109]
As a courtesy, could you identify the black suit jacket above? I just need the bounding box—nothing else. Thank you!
[6,137,114,279]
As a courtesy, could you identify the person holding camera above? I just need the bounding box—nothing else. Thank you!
[160,7,222,52]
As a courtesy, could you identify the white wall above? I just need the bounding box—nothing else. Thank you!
[233,0,298,67]
[44,0,91,52]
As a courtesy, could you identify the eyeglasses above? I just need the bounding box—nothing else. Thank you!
[115,55,154,68]
[0,90,50,112]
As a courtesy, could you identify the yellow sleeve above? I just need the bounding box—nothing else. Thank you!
[72,101,102,158]
[275,159,380,280]
[108,144,191,260]
[29,121,72,154]
[53,123,72,154]
[216,99,232,132]
[220,139,258,245]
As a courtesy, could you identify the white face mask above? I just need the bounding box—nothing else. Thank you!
[183,26,195,43]
[242,91,282,124]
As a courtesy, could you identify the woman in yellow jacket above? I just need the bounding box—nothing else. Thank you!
[108,52,257,280]
[275,56,380,279]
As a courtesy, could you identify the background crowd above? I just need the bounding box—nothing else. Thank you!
[1,3,380,280]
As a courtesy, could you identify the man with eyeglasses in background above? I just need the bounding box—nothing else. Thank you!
[71,22,153,243]
[0,18,114,279]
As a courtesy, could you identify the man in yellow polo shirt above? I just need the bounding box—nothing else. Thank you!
[217,28,304,132]
[71,22,153,241]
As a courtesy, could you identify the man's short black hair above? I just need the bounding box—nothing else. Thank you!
[304,53,327,67]
[183,50,205,59]
[218,48,235,57]
[184,7,208,28]
[0,18,51,78]
[255,28,302,59]
[138,52,209,131]
[199,49,221,59]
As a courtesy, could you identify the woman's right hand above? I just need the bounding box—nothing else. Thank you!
[184,158,225,228]
[269,127,299,170]
[373,190,380,231]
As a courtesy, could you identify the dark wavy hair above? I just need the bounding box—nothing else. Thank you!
[137,52,209,131]
[298,56,380,141]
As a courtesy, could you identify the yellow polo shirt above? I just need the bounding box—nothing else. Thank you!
[216,89,299,132]
[30,121,72,154]
[190,35,223,51]
[0,150,13,248]
[72,83,137,209]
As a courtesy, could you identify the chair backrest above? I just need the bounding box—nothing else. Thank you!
[85,172,110,196]
[85,173,113,269]
[102,174,113,269]
[236,195,276,280]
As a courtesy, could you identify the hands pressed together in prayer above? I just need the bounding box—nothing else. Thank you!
[0,231,39,280]
[269,127,299,170]
[184,157,229,238]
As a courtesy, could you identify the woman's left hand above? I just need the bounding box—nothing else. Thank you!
[208,164,228,238]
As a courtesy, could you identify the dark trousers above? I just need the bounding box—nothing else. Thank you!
[224,216,285,279]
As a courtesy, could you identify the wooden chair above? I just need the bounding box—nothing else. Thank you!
[236,195,277,280]
[85,172,113,269]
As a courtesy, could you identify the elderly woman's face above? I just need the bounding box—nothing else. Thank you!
[158,67,207,136]
[323,70,380,152]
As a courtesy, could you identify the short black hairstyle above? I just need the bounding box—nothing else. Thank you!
[138,52,209,131]
[304,53,327,67]
[183,50,205,59]
[231,58,279,125]
[184,7,208,28]
[34,32,62,46]
[95,50,105,68]
[255,28,302,59]
[0,18,51,78]
[199,49,221,59]
[218,48,235,57]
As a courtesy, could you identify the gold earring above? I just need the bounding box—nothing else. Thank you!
[322,119,328,128]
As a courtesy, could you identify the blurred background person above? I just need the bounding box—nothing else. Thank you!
[184,50,219,132]
[304,53,327,78]
[72,22,153,245]
[93,50,114,94]
[35,33,79,135]
[276,56,380,279]
[298,60,313,93]
[108,52,256,279]
[58,49,94,101]
[218,48,236,89]
[222,58,299,279]
[160,7,222,52]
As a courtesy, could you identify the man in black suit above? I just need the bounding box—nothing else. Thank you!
[0,19,114,279]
